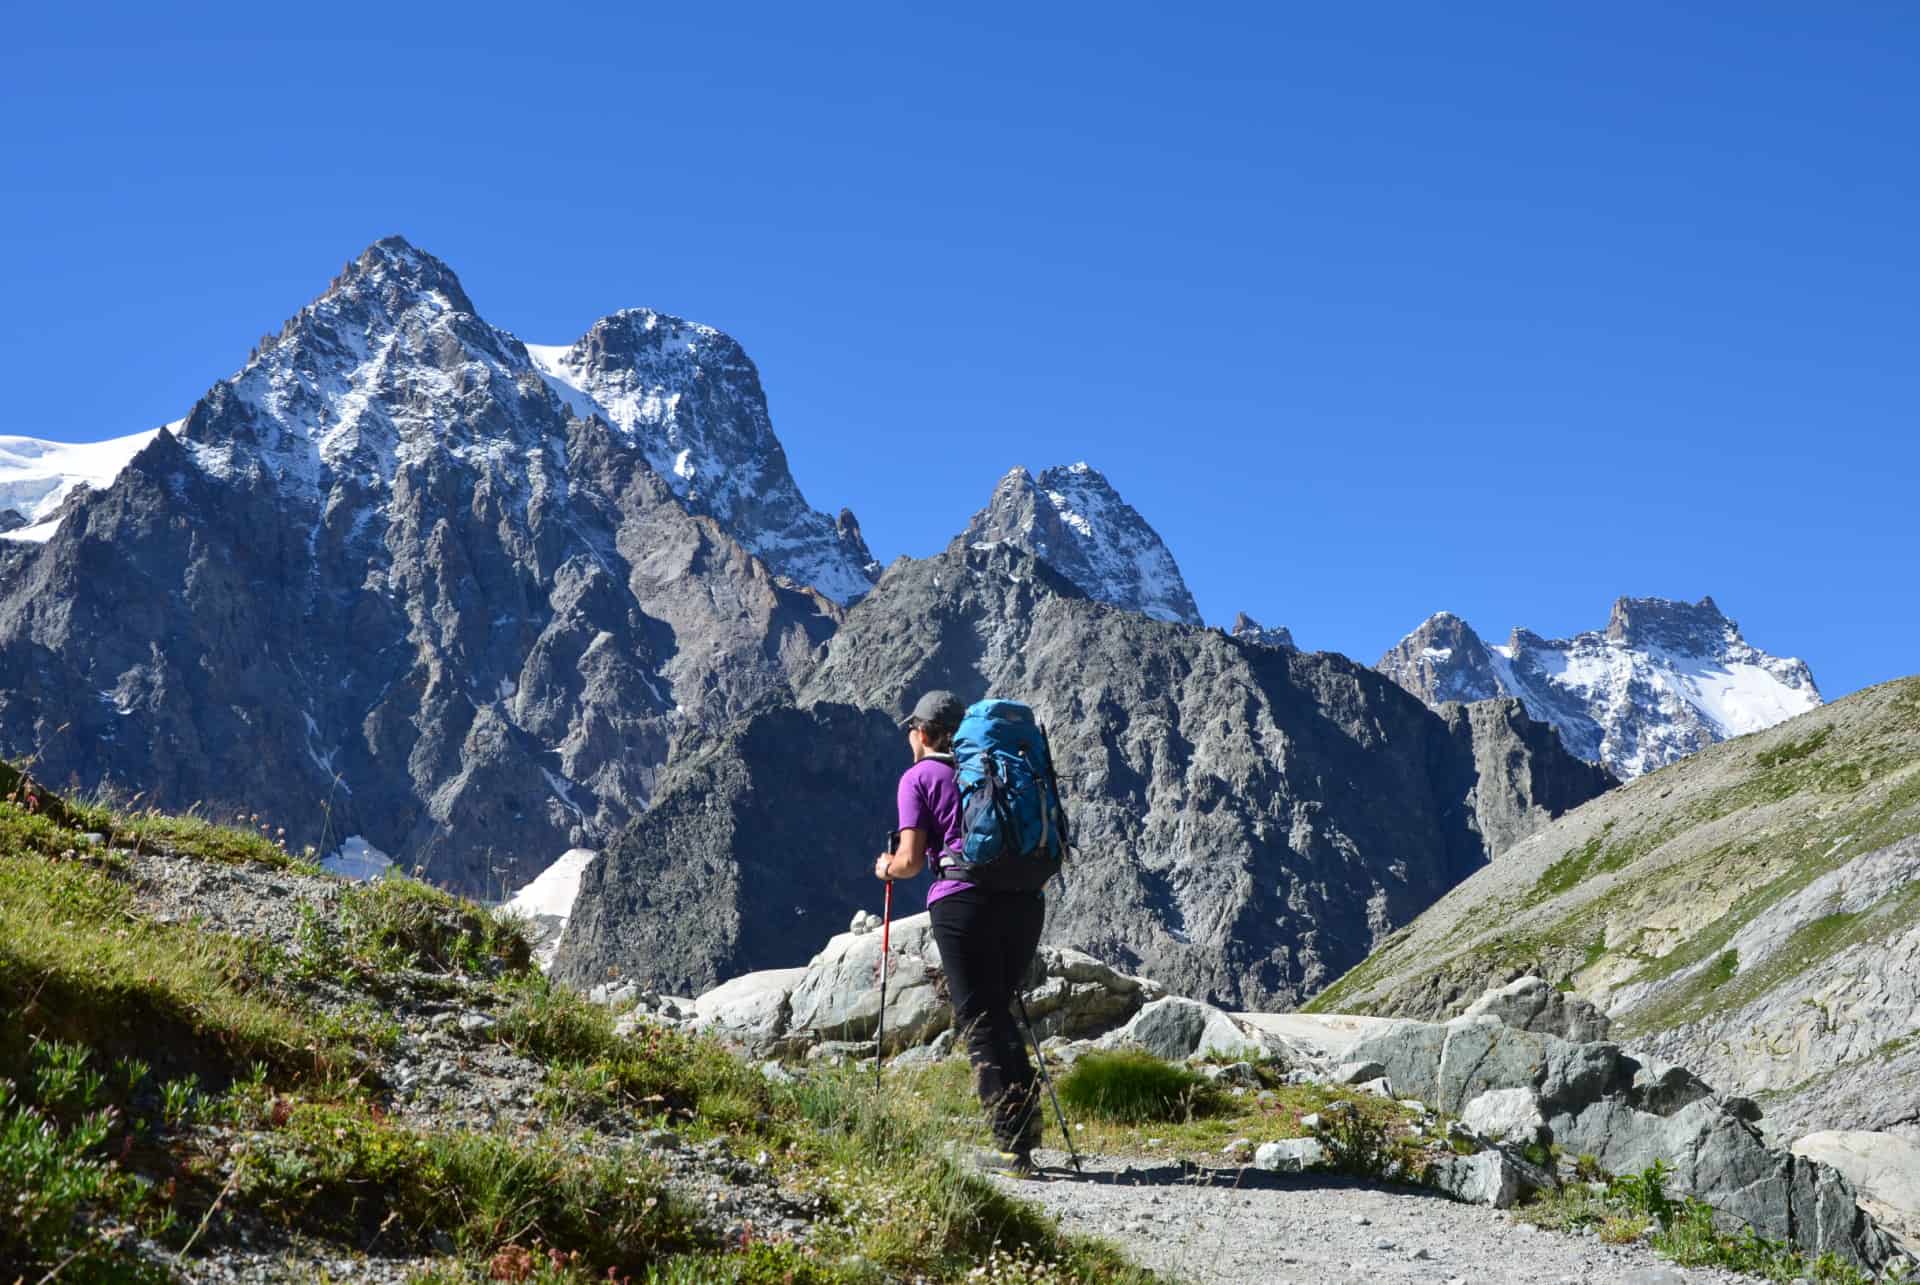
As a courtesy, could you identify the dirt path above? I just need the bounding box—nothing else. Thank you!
[996,1149,1764,1285]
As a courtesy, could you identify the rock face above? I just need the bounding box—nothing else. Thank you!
[1341,1008,1903,1269]
[554,702,899,994]
[563,540,1612,1007]
[958,463,1202,625]
[1308,677,1920,1148]
[1379,597,1823,778]
[0,238,856,892]
[1436,699,1619,859]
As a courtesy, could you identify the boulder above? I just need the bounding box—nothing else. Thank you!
[1425,1149,1528,1208]
[697,914,1166,1057]
[1792,1131,1920,1255]
[1460,1087,1548,1148]
[1101,997,1263,1061]
[1254,1138,1325,1173]
[1459,975,1611,1043]
[692,967,806,1043]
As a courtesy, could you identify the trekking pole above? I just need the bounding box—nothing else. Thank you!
[874,832,897,1089]
[1014,993,1083,1175]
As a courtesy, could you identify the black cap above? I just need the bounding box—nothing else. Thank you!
[901,689,965,732]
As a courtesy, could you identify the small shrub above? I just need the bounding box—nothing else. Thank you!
[1756,728,1830,770]
[1609,1157,1674,1226]
[1317,1101,1396,1177]
[1055,1050,1217,1124]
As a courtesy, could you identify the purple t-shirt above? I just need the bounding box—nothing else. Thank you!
[896,755,967,906]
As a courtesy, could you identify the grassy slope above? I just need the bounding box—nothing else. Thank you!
[1303,677,1920,1035]
[0,774,1159,1284]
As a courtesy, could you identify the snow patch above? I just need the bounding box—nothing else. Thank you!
[0,426,167,541]
[322,835,393,881]
[503,847,597,971]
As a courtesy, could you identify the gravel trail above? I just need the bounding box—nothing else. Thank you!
[996,1149,1762,1285]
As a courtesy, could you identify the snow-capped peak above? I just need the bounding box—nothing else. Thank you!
[958,463,1202,625]
[523,308,877,604]
[1379,597,1822,778]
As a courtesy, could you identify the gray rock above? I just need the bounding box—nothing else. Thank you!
[1460,1087,1547,1147]
[1330,1060,1387,1086]
[691,966,807,1047]
[1792,1131,1920,1255]
[1254,1138,1326,1172]
[1425,1149,1528,1209]
[1458,975,1610,1043]
[1102,997,1261,1061]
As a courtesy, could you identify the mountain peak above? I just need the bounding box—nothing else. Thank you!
[1379,597,1821,778]
[1230,613,1296,650]
[1604,594,1735,652]
[329,236,475,315]
[959,463,1202,625]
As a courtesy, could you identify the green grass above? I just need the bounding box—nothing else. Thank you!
[1054,1050,1218,1124]
[3,773,1162,1283]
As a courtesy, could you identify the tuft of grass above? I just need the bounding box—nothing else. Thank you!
[1054,1050,1218,1124]
[339,877,533,976]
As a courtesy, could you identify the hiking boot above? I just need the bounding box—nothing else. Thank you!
[972,1145,1041,1178]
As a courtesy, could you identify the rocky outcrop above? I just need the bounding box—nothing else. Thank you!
[1379,597,1823,779]
[1341,1008,1903,1269]
[1457,974,1611,1043]
[629,911,1167,1056]
[958,463,1202,625]
[0,238,846,893]
[561,540,1610,1007]
[1305,678,1920,1149]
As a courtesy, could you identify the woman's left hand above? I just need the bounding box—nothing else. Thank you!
[873,853,893,881]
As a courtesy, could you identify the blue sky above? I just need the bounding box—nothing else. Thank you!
[5,3,1915,696]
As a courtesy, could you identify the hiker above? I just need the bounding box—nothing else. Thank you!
[874,689,1047,1173]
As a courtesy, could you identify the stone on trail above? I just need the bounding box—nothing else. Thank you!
[1424,1149,1529,1209]
[1254,1138,1326,1173]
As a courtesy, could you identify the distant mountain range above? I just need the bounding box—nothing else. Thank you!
[1378,598,1822,779]
[0,235,1831,1007]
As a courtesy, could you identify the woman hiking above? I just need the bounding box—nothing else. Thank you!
[873,689,1046,1175]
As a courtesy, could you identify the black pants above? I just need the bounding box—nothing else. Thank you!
[928,885,1046,1150]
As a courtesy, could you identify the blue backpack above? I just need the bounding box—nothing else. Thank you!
[943,699,1069,892]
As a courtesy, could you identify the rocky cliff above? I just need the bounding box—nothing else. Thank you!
[1379,596,1823,779]
[1308,676,1920,1146]
[559,541,1613,1002]
[0,238,850,891]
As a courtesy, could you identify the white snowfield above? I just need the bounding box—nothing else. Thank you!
[503,847,597,970]
[0,427,167,541]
